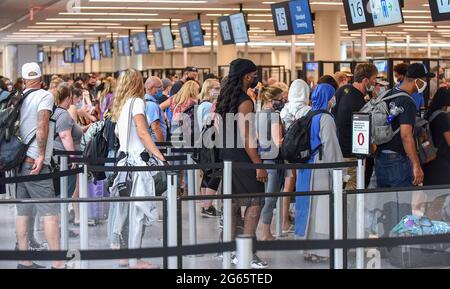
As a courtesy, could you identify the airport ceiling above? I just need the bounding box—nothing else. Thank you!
[0,0,448,47]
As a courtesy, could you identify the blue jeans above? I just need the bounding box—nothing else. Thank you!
[375,152,413,188]
[261,159,285,225]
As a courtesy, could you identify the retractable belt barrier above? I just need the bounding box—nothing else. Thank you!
[1,234,450,262]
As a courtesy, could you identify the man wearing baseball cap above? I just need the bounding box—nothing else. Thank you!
[16,62,64,269]
[169,66,199,96]
[375,63,435,189]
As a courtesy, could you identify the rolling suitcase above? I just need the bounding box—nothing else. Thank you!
[88,180,109,224]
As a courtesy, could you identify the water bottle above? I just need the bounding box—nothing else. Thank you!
[385,102,404,125]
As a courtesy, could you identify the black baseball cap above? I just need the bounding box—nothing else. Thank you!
[406,63,436,79]
[184,66,198,73]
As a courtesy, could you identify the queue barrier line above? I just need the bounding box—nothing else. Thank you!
[67,154,188,164]
[0,168,82,185]
[346,184,450,195]
[1,234,450,262]
[0,196,166,205]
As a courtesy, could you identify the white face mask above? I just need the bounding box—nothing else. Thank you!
[378,87,386,96]
[415,79,427,94]
[366,84,375,92]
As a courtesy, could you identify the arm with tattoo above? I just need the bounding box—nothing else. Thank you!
[36,110,51,157]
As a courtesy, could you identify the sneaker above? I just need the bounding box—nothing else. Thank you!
[17,262,46,269]
[201,206,218,218]
[231,254,238,266]
[251,255,268,269]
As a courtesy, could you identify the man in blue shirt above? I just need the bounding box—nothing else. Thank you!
[144,76,167,142]
[395,63,425,113]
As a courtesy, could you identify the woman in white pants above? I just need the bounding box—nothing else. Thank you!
[110,69,167,269]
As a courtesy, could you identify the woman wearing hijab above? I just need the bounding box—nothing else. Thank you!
[280,79,312,233]
[294,83,344,263]
[423,88,450,185]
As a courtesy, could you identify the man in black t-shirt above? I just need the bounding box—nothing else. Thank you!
[169,66,199,96]
[335,63,378,190]
[375,63,435,188]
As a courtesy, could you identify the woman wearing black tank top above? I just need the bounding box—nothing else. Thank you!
[215,59,268,268]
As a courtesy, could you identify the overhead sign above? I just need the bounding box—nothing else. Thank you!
[352,113,371,157]
[343,0,404,31]
[218,16,234,45]
[271,0,314,36]
[429,0,450,22]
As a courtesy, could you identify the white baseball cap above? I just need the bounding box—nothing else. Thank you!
[21,62,42,80]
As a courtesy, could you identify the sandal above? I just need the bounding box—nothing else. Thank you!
[304,254,329,263]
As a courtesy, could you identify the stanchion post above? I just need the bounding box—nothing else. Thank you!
[275,196,283,237]
[333,169,344,269]
[79,165,89,269]
[167,172,178,269]
[223,161,232,269]
[60,156,69,251]
[187,154,197,246]
[356,158,365,269]
[236,235,253,269]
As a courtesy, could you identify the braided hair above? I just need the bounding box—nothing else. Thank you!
[215,74,245,117]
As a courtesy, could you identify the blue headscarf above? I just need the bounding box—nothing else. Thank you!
[311,83,336,111]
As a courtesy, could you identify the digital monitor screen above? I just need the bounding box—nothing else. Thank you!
[374,60,388,73]
[306,62,319,71]
[161,26,174,51]
[179,22,191,48]
[101,40,112,58]
[429,0,450,22]
[90,43,100,60]
[189,20,204,47]
[272,0,314,36]
[117,37,131,56]
[63,48,73,63]
[370,0,404,27]
[343,0,374,30]
[343,0,403,30]
[74,44,85,63]
[229,13,249,44]
[218,16,235,45]
[152,29,164,51]
[38,51,44,63]
[131,32,149,55]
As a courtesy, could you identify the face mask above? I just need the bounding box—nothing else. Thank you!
[439,74,445,80]
[272,100,285,112]
[96,80,101,87]
[186,77,196,82]
[75,99,83,109]
[415,79,427,94]
[7,85,12,91]
[209,89,220,99]
[250,76,259,89]
[378,87,386,96]
[155,89,163,99]
[366,84,374,92]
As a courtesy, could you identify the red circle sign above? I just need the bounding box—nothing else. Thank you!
[358,133,365,146]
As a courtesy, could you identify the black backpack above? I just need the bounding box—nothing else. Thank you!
[83,122,108,181]
[281,110,331,163]
[192,120,222,178]
[0,89,39,172]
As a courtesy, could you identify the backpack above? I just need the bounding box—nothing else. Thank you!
[178,104,197,147]
[80,120,105,151]
[360,90,412,145]
[83,122,108,181]
[0,89,39,172]
[414,115,438,165]
[192,120,222,178]
[281,109,330,163]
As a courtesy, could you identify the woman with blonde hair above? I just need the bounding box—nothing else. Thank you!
[160,80,200,194]
[109,69,167,269]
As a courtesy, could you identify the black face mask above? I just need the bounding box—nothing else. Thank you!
[272,100,285,112]
[186,77,196,82]
[250,76,259,89]
[439,74,445,80]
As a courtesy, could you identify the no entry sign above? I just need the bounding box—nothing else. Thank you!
[352,113,371,157]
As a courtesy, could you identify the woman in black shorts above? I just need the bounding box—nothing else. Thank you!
[215,58,268,269]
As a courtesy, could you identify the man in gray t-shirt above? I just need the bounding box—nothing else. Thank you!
[15,62,64,269]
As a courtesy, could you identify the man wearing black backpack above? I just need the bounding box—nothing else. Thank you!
[375,63,434,189]
[15,63,64,269]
